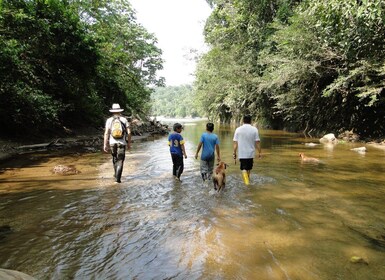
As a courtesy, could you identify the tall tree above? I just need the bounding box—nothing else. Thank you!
[195,0,385,138]
[0,0,164,137]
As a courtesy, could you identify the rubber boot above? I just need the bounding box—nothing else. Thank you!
[242,170,249,185]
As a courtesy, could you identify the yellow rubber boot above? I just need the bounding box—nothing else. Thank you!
[242,170,250,185]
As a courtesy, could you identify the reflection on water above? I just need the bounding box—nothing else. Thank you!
[0,121,384,279]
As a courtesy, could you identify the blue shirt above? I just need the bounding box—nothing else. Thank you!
[168,132,185,157]
[199,132,219,161]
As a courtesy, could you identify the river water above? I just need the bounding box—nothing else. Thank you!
[0,120,384,280]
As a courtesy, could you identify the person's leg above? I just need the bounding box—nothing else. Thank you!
[175,155,184,179]
[115,145,126,183]
[171,153,178,177]
[247,159,254,177]
[110,144,118,179]
[207,158,215,180]
[240,159,253,185]
[200,160,209,181]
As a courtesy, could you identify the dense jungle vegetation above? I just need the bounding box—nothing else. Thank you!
[0,0,163,137]
[195,0,385,138]
[1,0,384,140]
[151,85,200,118]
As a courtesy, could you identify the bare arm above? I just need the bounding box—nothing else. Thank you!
[256,141,261,158]
[215,144,221,162]
[181,144,187,159]
[233,141,238,158]
[126,126,131,149]
[103,128,110,153]
[195,142,203,159]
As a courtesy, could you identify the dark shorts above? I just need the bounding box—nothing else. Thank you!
[239,158,253,171]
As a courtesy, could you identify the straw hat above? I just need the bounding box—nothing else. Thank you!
[109,103,124,113]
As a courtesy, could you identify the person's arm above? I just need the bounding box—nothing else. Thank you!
[195,142,202,159]
[233,141,238,159]
[103,127,110,152]
[256,141,261,158]
[126,125,131,149]
[181,143,187,159]
[215,144,221,162]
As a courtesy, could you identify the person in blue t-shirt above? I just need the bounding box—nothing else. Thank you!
[195,122,221,181]
[168,123,187,181]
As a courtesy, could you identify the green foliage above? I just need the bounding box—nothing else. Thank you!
[1,0,98,134]
[151,85,200,118]
[196,0,385,138]
[84,0,164,114]
[304,0,385,61]
[0,0,164,138]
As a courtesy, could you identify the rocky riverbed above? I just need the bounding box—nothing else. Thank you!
[1,122,385,162]
[0,117,170,162]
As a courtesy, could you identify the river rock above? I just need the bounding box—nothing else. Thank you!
[305,142,319,147]
[0,269,36,280]
[0,225,12,240]
[338,130,360,142]
[129,117,169,136]
[367,140,385,151]
[345,222,385,250]
[350,256,369,265]
[52,165,80,175]
[351,146,366,153]
[319,133,337,144]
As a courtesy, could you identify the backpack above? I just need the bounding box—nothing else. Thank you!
[110,117,126,139]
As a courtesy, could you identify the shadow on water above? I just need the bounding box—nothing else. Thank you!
[0,122,385,279]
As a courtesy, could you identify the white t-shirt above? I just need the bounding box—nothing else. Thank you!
[105,116,129,145]
[233,124,260,159]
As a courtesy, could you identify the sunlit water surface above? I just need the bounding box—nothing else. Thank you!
[0,121,384,279]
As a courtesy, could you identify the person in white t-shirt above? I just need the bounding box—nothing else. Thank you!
[103,103,131,183]
[233,115,261,184]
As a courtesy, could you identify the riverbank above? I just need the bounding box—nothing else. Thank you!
[0,117,170,163]
[1,118,384,163]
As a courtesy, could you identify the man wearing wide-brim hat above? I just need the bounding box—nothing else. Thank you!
[103,103,131,183]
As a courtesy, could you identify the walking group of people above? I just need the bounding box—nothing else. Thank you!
[169,115,261,185]
[103,103,261,185]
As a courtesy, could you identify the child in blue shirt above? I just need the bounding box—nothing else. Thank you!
[195,122,221,181]
[168,123,187,181]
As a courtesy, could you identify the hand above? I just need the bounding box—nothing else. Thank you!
[103,145,109,153]
[233,153,236,159]
[184,154,187,159]
[195,154,198,159]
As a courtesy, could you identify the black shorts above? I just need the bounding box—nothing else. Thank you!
[239,158,253,171]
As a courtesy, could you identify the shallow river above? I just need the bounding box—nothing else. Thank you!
[0,120,384,280]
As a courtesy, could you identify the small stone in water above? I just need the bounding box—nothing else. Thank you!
[350,256,368,265]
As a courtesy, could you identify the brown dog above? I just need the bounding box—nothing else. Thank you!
[213,161,227,191]
[299,153,320,163]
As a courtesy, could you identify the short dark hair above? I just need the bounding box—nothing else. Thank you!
[243,115,252,124]
[206,122,214,132]
[173,123,183,132]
